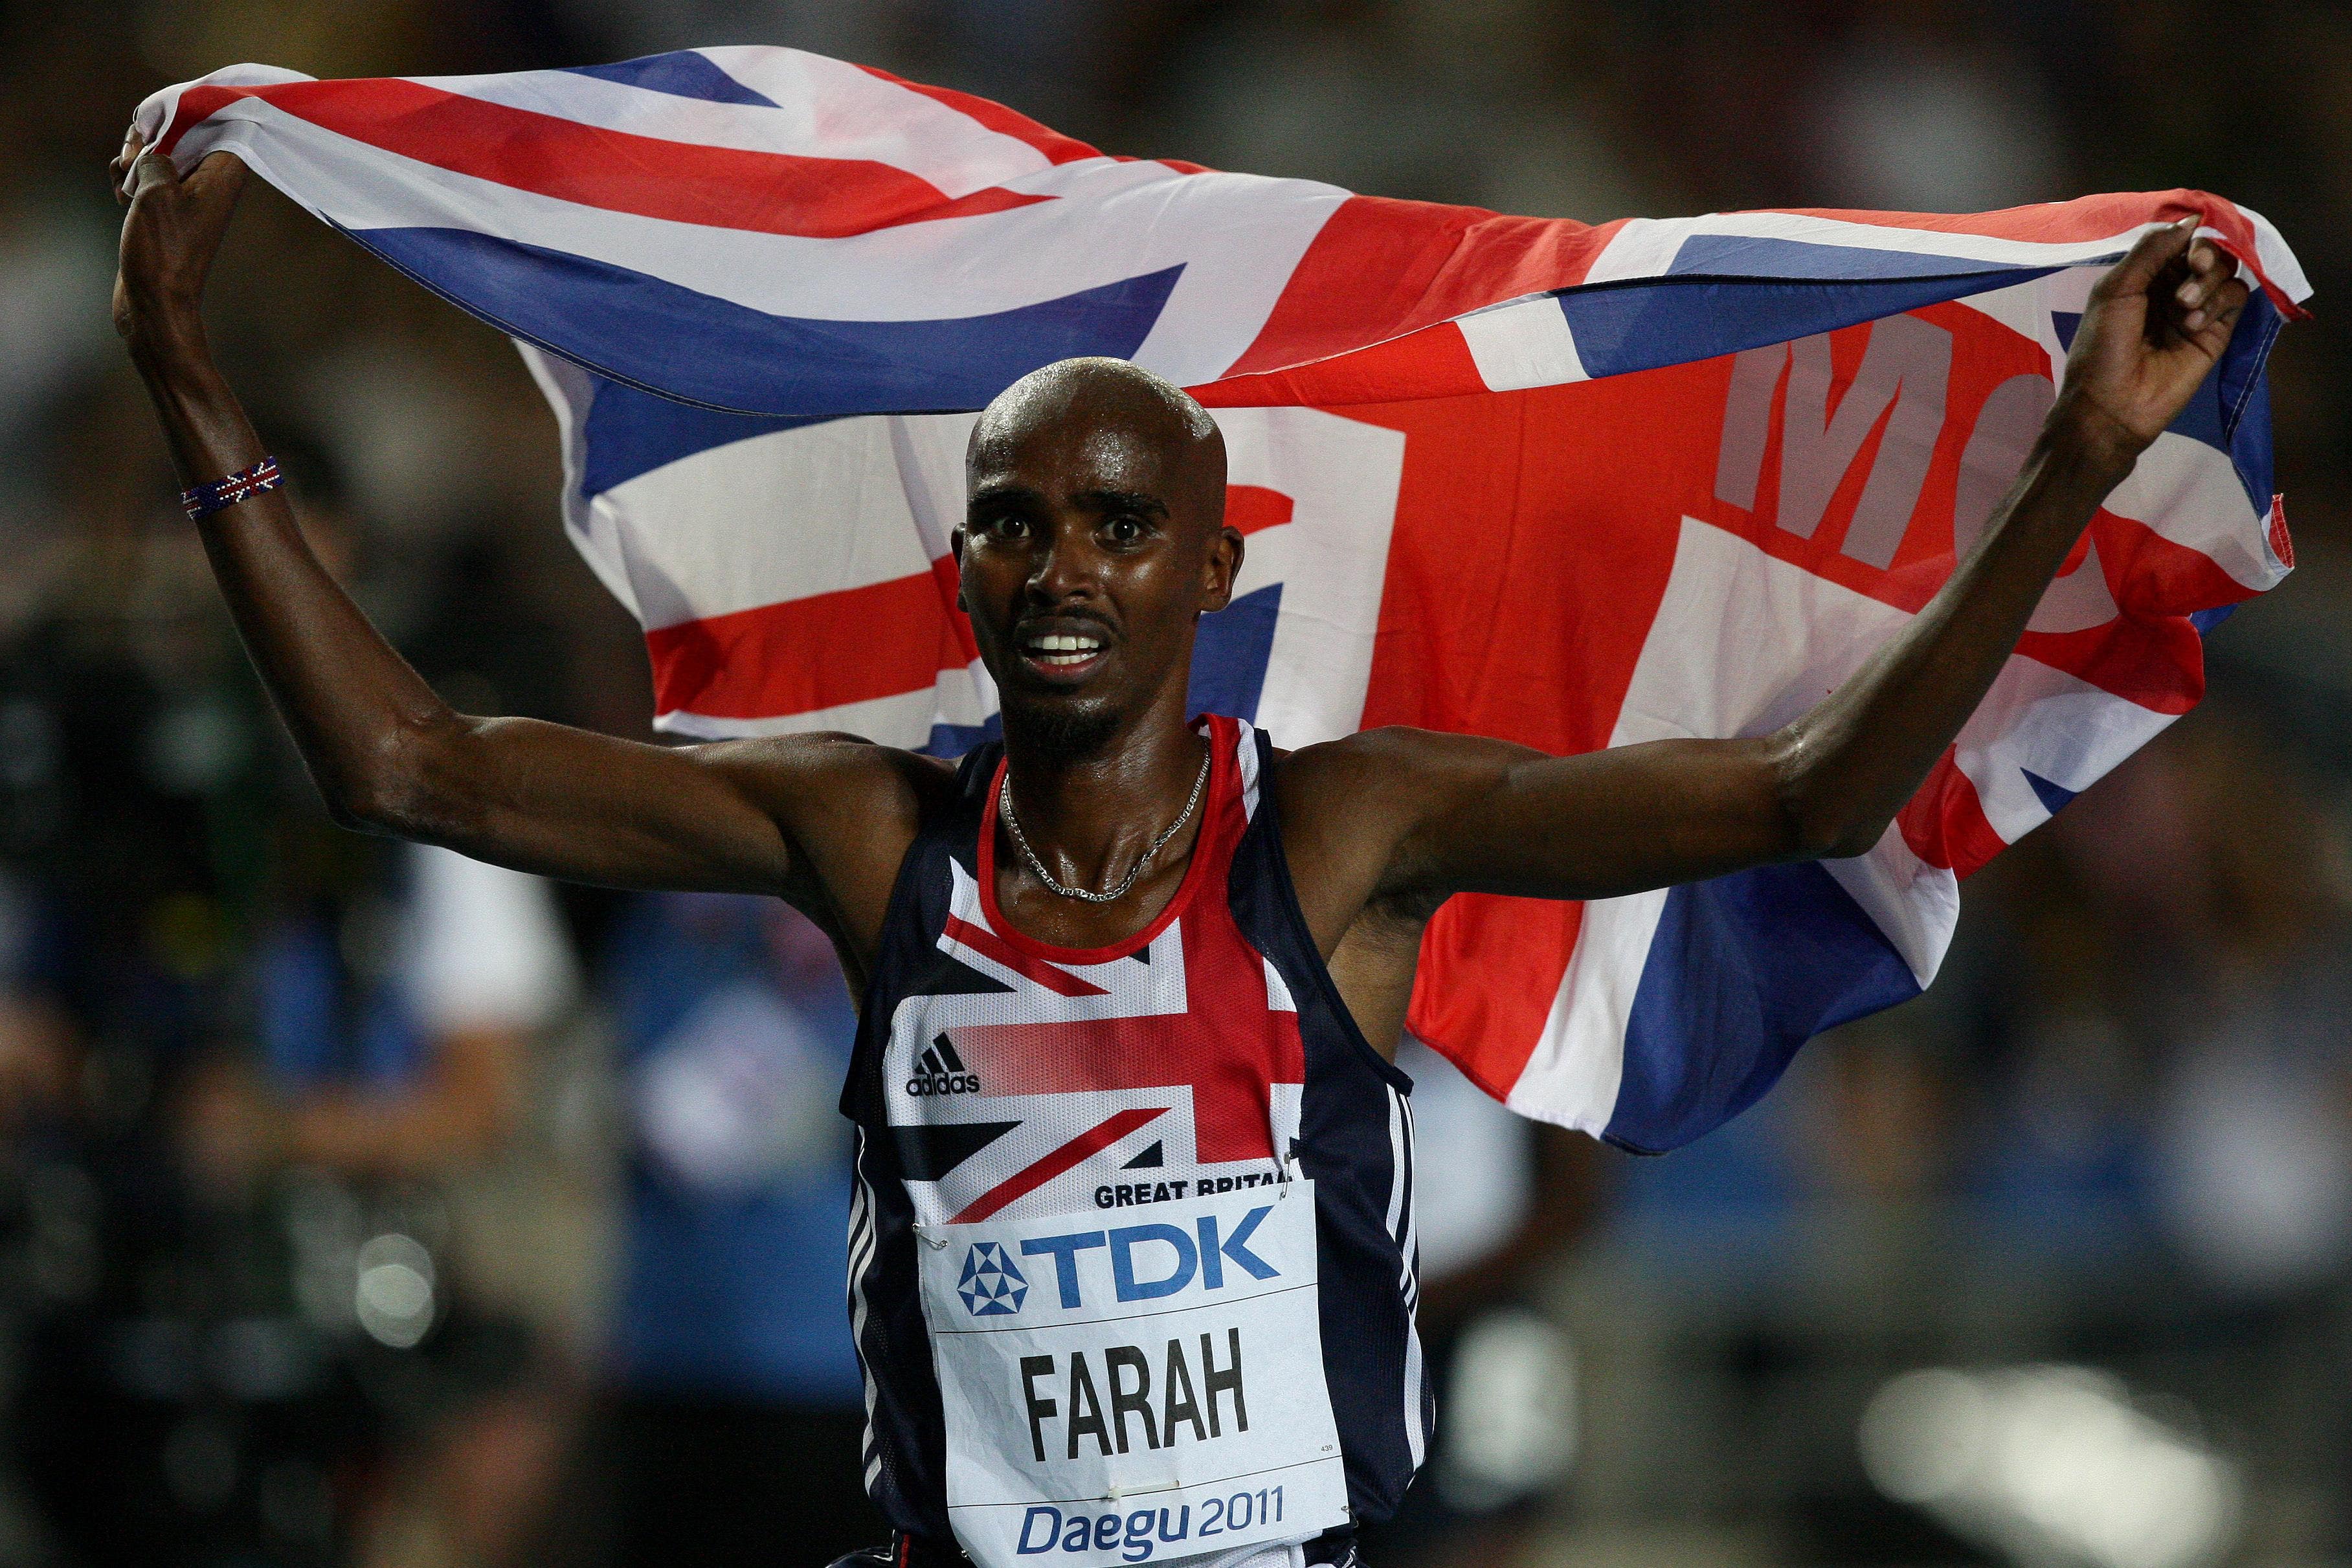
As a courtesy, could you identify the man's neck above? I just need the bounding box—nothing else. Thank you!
[1000,688,1211,886]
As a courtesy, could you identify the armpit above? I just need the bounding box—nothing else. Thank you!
[1325,897,1439,1062]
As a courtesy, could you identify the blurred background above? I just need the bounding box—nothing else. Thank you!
[0,1,2345,1565]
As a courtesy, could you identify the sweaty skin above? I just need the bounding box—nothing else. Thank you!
[112,136,2252,1060]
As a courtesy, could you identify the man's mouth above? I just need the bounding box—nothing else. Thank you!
[1020,630,1107,675]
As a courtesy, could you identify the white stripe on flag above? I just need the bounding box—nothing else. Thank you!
[656,659,996,745]
[1949,658,2180,845]
[416,49,1060,193]
[1215,408,1407,748]
[2237,201,2312,302]
[1124,169,1352,385]
[596,414,939,628]
[1584,210,2157,287]
[1822,829,1959,991]
[1620,517,1913,743]
[2102,431,2289,592]
[515,343,642,619]
[1458,296,1587,391]
[1507,890,1656,1134]
[168,100,1239,326]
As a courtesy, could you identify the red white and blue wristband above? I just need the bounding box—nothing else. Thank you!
[180,456,283,522]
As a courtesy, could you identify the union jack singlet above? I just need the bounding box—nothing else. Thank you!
[842,715,1431,1554]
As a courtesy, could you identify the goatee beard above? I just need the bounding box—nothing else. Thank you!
[1002,699,1120,763]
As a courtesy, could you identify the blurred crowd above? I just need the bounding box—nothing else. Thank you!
[0,1,2347,1565]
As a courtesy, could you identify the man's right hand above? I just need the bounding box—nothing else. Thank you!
[103,120,933,992]
[112,132,249,355]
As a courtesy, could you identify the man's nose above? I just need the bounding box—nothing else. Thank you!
[1024,519,1101,603]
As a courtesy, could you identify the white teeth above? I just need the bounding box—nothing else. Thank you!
[1026,633,1103,667]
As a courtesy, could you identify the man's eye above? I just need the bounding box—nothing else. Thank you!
[1107,516,1143,544]
[987,516,1029,539]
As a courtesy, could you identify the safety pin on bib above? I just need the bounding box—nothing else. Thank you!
[1276,1141,1301,1199]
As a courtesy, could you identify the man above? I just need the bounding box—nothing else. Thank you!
[113,128,2248,1568]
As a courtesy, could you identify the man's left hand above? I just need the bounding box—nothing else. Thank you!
[2053,216,2254,473]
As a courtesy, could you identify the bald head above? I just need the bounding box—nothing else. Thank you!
[969,357,1226,525]
[955,357,1243,759]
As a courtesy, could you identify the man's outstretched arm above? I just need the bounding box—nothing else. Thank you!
[1347,218,2250,910]
[113,141,930,920]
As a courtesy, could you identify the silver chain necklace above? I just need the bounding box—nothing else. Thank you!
[999,750,1212,904]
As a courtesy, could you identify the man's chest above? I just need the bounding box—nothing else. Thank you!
[872,884,1310,1228]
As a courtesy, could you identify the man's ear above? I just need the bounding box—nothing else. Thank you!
[950,528,967,612]
[1200,525,1244,614]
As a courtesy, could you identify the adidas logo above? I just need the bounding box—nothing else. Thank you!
[906,1035,982,1097]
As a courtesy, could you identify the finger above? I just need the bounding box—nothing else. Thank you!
[2217,278,2251,329]
[2176,241,2238,314]
[2173,241,2226,307]
[129,149,179,199]
[2182,264,2251,332]
[2156,241,2239,343]
[2177,282,2252,363]
[111,128,147,204]
[2096,215,2198,299]
[2197,278,2252,336]
[185,148,251,201]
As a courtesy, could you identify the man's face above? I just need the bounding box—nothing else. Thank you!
[956,396,1237,756]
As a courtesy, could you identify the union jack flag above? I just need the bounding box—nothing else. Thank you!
[136,48,2309,1150]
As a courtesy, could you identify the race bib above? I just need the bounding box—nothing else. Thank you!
[919,1180,1350,1568]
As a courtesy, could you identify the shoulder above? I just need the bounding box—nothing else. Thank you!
[1263,726,1545,917]
[1246,727,1530,966]
[689,732,963,971]
[686,730,958,804]
[686,729,962,867]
